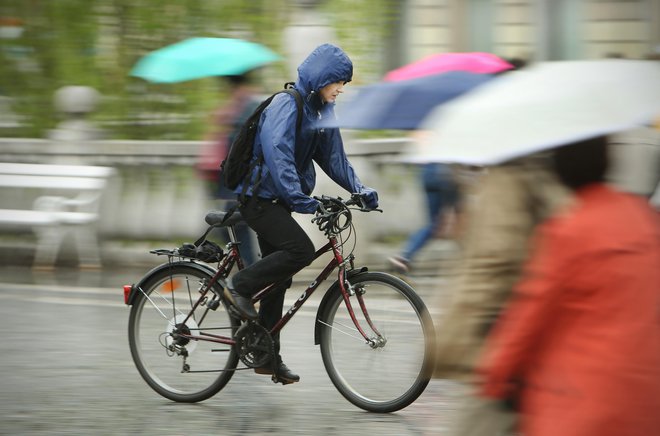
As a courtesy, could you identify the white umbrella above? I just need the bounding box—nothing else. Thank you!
[409,59,660,165]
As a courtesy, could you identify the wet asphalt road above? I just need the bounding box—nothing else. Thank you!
[0,266,464,435]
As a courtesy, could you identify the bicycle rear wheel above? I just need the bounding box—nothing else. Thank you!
[318,271,435,413]
[128,263,240,402]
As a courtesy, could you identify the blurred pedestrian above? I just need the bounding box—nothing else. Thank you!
[431,152,570,436]
[222,43,379,384]
[197,73,260,265]
[388,162,460,274]
[479,135,660,436]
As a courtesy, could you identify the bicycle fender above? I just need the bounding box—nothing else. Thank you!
[314,267,368,345]
[125,261,218,306]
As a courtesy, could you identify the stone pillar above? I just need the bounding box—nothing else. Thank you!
[49,86,103,152]
[48,86,123,245]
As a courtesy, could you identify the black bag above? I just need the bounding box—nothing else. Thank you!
[177,240,224,263]
[221,82,303,191]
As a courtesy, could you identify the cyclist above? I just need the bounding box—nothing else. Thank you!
[223,43,379,384]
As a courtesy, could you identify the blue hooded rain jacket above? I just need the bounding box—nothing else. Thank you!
[235,44,376,214]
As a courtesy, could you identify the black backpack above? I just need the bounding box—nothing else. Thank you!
[220,82,303,194]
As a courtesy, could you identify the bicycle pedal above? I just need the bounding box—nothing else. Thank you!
[207,299,220,310]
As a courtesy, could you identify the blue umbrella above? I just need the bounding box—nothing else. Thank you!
[130,37,281,83]
[328,71,494,130]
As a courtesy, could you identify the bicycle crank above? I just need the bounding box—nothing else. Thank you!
[233,322,275,368]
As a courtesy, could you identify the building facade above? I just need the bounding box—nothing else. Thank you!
[402,0,659,63]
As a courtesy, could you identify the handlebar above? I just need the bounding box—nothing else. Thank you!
[316,193,382,213]
[312,194,382,235]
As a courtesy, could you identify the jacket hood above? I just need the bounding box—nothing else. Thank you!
[296,44,353,98]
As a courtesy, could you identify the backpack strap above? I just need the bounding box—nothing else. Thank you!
[283,82,304,131]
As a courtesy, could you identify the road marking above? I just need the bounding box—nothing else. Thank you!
[0,281,443,316]
[0,282,120,295]
[0,292,124,308]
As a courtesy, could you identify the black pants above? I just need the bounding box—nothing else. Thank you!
[232,196,316,353]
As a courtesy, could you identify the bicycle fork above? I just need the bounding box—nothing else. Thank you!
[335,259,386,349]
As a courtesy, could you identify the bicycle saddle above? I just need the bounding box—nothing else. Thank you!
[205,210,244,227]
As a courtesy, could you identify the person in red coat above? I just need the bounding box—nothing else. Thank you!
[479,135,660,436]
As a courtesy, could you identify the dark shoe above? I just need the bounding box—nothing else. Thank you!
[223,287,258,320]
[254,359,300,385]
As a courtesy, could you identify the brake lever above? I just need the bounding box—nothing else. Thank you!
[348,193,383,213]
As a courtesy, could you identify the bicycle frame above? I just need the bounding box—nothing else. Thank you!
[163,231,380,350]
[126,196,435,413]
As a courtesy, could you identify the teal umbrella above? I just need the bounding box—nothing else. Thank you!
[130,37,281,83]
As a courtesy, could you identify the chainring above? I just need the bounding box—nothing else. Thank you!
[233,322,274,368]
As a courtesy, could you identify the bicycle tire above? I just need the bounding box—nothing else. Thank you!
[318,271,435,413]
[128,262,240,403]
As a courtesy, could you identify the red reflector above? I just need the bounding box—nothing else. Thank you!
[123,285,133,305]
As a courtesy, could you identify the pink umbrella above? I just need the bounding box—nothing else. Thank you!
[384,52,513,82]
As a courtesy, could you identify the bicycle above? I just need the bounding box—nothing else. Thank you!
[123,193,436,413]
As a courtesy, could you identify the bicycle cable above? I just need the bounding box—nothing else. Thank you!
[337,212,357,259]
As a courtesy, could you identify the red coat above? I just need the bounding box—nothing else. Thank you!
[480,184,660,436]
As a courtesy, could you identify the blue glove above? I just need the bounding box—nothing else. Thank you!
[360,187,379,209]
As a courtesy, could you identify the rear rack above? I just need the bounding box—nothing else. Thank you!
[150,248,178,256]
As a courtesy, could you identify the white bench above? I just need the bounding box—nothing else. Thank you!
[0,163,116,269]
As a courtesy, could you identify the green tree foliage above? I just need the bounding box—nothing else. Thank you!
[0,0,399,139]
[320,0,401,85]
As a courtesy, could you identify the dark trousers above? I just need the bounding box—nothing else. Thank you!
[232,196,316,353]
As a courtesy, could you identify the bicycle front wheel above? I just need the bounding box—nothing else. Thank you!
[318,271,435,413]
[128,263,240,403]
